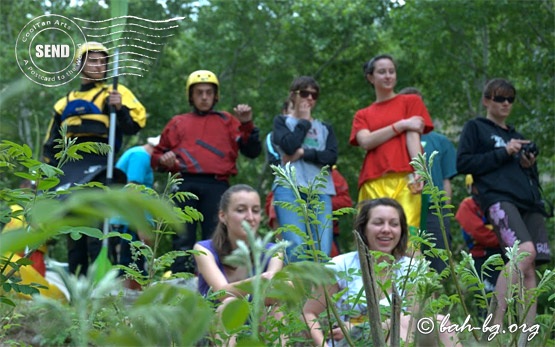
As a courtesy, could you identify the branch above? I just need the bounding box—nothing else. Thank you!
[354,230,386,347]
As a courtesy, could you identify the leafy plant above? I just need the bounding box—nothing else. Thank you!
[412,151,555,346]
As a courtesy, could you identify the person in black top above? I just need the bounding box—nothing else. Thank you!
[456,78,551,327]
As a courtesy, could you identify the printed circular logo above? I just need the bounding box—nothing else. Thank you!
[15,14,87,87]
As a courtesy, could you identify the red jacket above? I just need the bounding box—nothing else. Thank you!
[455,196,500,258]
[151,111,260,180]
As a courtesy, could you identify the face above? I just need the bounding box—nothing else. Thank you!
[82,52,107,82]
[367,58,396,91]
[219,191,261,246]
[293,87,318,109]
[483,93,514,120]
[364,205,402,255]
[191,83,216,112]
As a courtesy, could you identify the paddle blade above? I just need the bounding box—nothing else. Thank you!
[110,0,129,42]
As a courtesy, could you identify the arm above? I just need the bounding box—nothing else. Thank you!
[302,283,340,347]
[303,123,338,166]
[406,130,424,192]
[150,122,180,173]
[442,179,453,202]
[232,104,262,158]
[273,115,311,155]
[194,243,251,300]
[108,87,146,135]
[456,121,512,175]
[237,120,262,159]
[42,111,62,165]
[355,116,425,151]
[194,244,284,302]
[406,131,422,160]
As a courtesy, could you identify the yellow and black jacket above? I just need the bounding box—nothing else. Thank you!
[43,82,146,165]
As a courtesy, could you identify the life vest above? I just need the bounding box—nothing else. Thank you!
[60,88,109,139]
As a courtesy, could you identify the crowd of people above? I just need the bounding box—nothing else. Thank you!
[4,42,550,344]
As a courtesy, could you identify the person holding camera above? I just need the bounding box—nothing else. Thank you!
[456,78,551,328]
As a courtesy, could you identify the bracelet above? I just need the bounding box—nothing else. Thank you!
[391,123,401,135]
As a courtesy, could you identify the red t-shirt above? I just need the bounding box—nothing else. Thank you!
[349,94,433,188]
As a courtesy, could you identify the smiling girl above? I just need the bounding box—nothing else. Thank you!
[302,198,460,346]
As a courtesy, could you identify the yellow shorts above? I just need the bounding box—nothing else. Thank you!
[358,172,422,234]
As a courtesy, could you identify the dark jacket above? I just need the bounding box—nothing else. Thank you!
[456,117,542,212]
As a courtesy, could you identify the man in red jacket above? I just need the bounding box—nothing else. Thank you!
[152,70,261,273]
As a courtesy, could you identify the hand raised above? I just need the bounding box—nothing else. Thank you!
[233,104,253,123]
[294,100,311,120]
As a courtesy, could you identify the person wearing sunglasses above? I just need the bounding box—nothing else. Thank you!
[349,54,434,238]
[271,76,338,263]
[456,78,551,328]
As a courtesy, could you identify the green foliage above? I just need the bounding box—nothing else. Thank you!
[99,284,212,346]
[221,298,250,332]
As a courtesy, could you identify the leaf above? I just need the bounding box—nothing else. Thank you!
[221,298,250,332]
[91,247,112,285]
[36,177,60,190]
[236,337,265,347]
[0,229,57,254]
[0,296,15,307]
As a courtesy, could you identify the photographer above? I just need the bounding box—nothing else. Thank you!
[456,78,551,328]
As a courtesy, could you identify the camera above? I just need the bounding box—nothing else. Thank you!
[521,142,539,157]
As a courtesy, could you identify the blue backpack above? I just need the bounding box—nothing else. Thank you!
[60,88,109,139]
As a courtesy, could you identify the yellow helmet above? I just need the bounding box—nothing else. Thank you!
[186,70,220,103]
[465,174,473,187]
[74,41,109,68]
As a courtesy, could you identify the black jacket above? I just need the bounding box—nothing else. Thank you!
[456,117,542,212]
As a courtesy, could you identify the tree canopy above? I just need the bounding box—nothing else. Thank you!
[1,0,553,205]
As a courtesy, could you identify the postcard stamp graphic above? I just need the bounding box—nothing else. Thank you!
[15,14,88,87]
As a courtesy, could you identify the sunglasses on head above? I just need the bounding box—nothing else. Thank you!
[296,90,319,100]
[491,95,515,104]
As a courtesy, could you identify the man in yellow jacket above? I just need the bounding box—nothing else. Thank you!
[42,42,147,275]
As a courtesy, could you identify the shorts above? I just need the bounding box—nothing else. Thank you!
[487,201,551,265]
[358,172,422,233]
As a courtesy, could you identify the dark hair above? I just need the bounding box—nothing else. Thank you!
[289,76,320,93]
[354,198,408,259]
[483,78,516,99]
[398,87,422,97]
[362,54,396,76]
[288,76,319,106]
[211,184,259,258]
[281,99,291,115]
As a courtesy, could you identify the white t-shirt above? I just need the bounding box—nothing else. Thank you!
[327,251,426,320]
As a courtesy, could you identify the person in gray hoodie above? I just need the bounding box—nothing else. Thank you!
[272,76,338,263]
